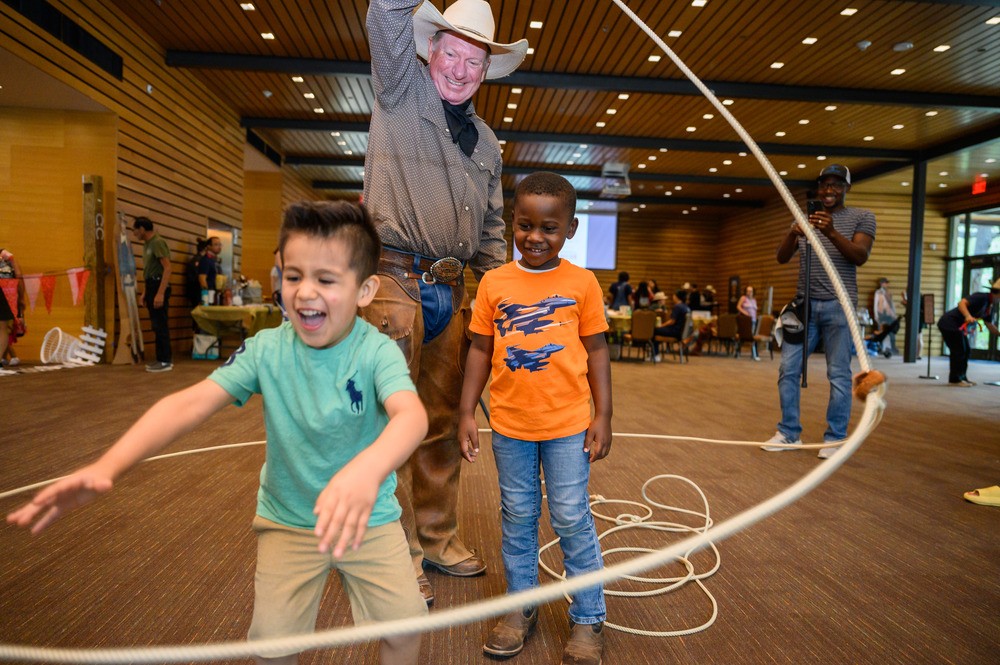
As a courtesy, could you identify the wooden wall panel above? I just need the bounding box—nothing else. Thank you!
[1,0,247,359]
[243,171,283,295]
[0,108,117,362]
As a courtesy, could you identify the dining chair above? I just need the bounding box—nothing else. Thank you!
[622,309,656,361]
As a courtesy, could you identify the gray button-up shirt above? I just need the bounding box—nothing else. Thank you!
[365,0,507,281]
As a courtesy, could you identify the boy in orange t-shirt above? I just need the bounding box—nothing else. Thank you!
[458,172,612,665]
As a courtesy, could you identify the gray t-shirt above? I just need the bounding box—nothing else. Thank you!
[796,206,876,303]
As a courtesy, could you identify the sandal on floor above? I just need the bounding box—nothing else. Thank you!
[963,486,1000,507]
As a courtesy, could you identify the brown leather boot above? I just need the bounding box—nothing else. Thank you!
[483,607,538,658]
[561,621,605,665]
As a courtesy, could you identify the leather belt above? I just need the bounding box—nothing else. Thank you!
[379,247,464,286]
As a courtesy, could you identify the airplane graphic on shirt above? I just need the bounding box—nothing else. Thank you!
[504,343,564,372]
[494,295,575,337]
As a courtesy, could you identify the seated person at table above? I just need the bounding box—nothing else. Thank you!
[651,290,689,362]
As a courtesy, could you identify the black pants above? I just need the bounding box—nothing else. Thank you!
[144,278,172,364]
[938,325,968,383]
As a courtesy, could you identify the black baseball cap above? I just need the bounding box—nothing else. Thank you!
[817,164,851,185]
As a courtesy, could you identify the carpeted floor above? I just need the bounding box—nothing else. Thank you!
[1,351,998,664]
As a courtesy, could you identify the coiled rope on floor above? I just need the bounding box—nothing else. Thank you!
[0,1,889,661]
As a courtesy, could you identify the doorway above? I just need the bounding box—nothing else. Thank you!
[962,253,1000,361]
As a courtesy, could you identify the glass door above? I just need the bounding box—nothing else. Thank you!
[963,254,1000,361]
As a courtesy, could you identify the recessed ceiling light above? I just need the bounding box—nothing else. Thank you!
[893,42,913,52]
[933,45,950,52]
[529,20,543,29]
[638,163,647,169]
[703,113,714,120]
[565,160,574,165]
[337,140,346,145]
[648,54,662,62]
[738,152,747,157]
[683,210,690,215]
[261,32,275,40]
[507,103,517,109]
[939,171,949,176]
[692,0,707,7]
[890,68,906,75]
[660,147,669,152]
[723,193,731,198]
[735,188,743,193]
[939,183,948,188]
[606,108,617,114]
[668,30,682,38]
[240,3,255,10]
[723,159,732,165]
[291,76,304,83]
[779,170,788,176]
[802,37,818,45]
[986,17,1000,25]
[798,164,807,169]
[775,131,786,137]
[825,105,838,111]
[841,8,858,16]
[863,135,875,141]
[331,131,340,137]
[709,167,717,172]
[580,144,588,149]
[901,181,910,187]
[675,185,683,190]
[986,158,997,164]
[313,107,324,113]
[303,92,315,99]
[817,155,827,160]
[925,110,939,116]
[633,208,640,213]
[686,126,697,132]
[723,99,734,106]
[665,191,673,196]
[595,121,606,127]
[640,204,647,209]
[770,62,784,69]
[498,139,506,145]
[618,93,630,100]
[799,119,810,125]
[648,155,657,161]
[691,206,698,211]
[503,116,513,122]
[526,48,535,55]
[572,152,581,158]
[892,124,904,129]
[512,88,522,94]
[345,150,353,155]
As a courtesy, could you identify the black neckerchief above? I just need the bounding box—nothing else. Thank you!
[442,99,478,158]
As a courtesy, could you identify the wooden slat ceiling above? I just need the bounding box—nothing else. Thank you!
[109,0,1000,219]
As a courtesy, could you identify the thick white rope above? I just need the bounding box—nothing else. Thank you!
[0,2,888,661]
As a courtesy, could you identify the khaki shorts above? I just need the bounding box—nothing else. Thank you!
[248,516,427,656]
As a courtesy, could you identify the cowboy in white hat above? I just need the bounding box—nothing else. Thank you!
[361,0,528,621]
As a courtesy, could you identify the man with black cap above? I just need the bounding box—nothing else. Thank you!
[763,164,876,459]
[362,0,528,607]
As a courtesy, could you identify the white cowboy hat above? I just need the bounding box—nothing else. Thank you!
[412,0,529,80]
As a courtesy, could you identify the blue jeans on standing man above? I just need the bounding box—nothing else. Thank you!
[777,298,853,442]
[491,430,606,625]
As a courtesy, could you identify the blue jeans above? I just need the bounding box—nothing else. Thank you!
[491,430,606,624]
[777,298,853,442]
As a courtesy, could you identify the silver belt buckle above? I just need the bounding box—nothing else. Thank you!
[423,256,463,284]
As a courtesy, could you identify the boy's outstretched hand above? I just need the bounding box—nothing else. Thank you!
[583,417,612,463]
[457,414,480,463]
[313,464,379,558]
[6,466,114,535]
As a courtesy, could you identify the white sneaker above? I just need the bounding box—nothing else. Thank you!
[761,432,802,452]
[653,355,662,363]
[8,357,19,367]
[817,446,838,459]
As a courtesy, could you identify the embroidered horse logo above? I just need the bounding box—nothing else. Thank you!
[346,378,363,413]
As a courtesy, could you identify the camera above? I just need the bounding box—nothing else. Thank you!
[807,199,823,215]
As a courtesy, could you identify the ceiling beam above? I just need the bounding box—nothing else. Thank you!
[174,50,1000,110]
[244,117,915,160]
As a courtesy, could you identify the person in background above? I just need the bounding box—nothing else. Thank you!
[609,271,633,311]
[458,172,611,665]
[633,281,653,309]
[651,290,690,363]
[360,0,529,604]
[0,248,25,367]
[198,236,223,305]
[763,164,875,459]
[737,285,759,331]
[936,279,1000,387]
[131,217,173,372]
[687,283,702,310]
[873,277,899,356]
[702,284,716,311]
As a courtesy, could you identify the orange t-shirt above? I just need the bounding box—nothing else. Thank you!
[469,260,608,440]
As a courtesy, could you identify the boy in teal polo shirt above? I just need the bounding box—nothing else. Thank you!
[9,201,429,664]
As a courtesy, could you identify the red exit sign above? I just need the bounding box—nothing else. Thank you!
[972,174,987,195]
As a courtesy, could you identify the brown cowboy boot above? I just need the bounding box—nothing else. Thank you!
[561,621,605,665]
[483,607,538,657]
